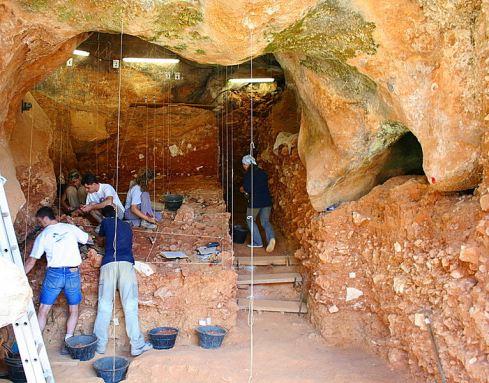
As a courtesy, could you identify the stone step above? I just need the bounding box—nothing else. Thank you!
[237,298,307,313]
[234,255,298,266]
[237,272,302,285]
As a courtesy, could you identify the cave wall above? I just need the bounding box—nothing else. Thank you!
[75,105,219,190]
[1,0,486,214]
[274,0,485,210]
[9,92,56,239]
[251,91,489,382]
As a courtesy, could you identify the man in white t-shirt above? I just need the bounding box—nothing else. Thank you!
[80,173,125,223]
[24,206,90,354]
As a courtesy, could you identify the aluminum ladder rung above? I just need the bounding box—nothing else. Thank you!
[0,175,55,383]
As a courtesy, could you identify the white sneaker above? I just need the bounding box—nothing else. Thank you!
[141,220,157,230]
[266,238,276,253]
[131,342,153,356]
[247,244,263,248]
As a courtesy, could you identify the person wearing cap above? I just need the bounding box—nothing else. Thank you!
[124,169,161,230]
[240,154,276,252]
[61,169,87,214]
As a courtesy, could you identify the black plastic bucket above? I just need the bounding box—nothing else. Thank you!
[233,225,248,244]
[65,334,98,361]
[148,327,179,350]
[196,325,227,349]
[93,356,129,383]
[164,194,184,211]
[5,355,26,383]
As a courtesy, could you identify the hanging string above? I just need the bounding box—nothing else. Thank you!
[153,96,157,204]
[110,16,124,376]
[145,97,149,176]
[95,32,101,176]
[22,92,36,262]
[247,11,255,383]
[167,75,172,192]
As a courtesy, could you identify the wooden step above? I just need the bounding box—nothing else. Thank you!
[238,298,307,313]
[234,255,298,266]
[237,272,302,285]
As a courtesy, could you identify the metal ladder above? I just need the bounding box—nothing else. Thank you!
[0,175,55,383]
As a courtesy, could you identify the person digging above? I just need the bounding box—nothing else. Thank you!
[24,206,91,355]
[240,154,276,252]
[80,173,125,230]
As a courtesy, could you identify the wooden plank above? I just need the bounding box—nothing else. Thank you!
[234,255,299,266]
[238,298,307,313]
[234,255,288,266]
[237,272,302,285]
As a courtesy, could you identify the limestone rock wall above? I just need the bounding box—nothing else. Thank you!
[75,105,219,190]
[256,120,489,382]
[9,92,57,239]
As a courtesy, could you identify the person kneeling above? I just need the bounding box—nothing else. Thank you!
[80,173,125,224]
[124,170,161,230]
[93,205,152,356]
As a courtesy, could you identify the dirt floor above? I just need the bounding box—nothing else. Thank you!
[49,311,415,383]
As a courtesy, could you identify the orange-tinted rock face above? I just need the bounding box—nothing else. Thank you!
[256,122,489,381]
[0,1,488,381]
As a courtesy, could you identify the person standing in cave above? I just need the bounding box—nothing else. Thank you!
[124,169,161,230]
[24,206,91,355]
[60,169,87,214]
[80,173,125,227]
[240,154,276,252]
[93,205,152,356]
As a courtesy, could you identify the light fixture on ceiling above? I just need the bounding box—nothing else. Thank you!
[73,49,90,57]
[122,57,180,64]
[229,77,275,84]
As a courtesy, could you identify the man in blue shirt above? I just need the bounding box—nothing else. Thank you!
[240,155,276,252]
[93,205,152,356]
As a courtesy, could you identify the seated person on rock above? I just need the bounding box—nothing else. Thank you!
[24,206,91,355]
[240,154,276,252]
[60,169,87,214]
[124,169,161,230]
[93,205,152,356]
[80,173,125,225]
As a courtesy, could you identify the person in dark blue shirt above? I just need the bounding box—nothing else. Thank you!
[93,205,152,356]
[240,154,276,252]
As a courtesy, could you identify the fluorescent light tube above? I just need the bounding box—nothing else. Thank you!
[123,58,180,64]
[229,77,274,84]
[73,49,90,57]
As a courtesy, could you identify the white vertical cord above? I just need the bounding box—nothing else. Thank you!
[247,15,255,383]
[111,15,124,375]
[22,100,35,262]
[145,97,149,176]
[153,97,157,204]
[95,32,101,176]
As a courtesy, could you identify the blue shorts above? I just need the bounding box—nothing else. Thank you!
[39,267,82,306]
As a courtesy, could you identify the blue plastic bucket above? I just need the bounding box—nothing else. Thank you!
[148,327,179,350]
[93,356,129,383]
[196,325,227,349]
[65,334,98,361]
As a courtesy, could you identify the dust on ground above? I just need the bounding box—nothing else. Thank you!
[50,311,416,383]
